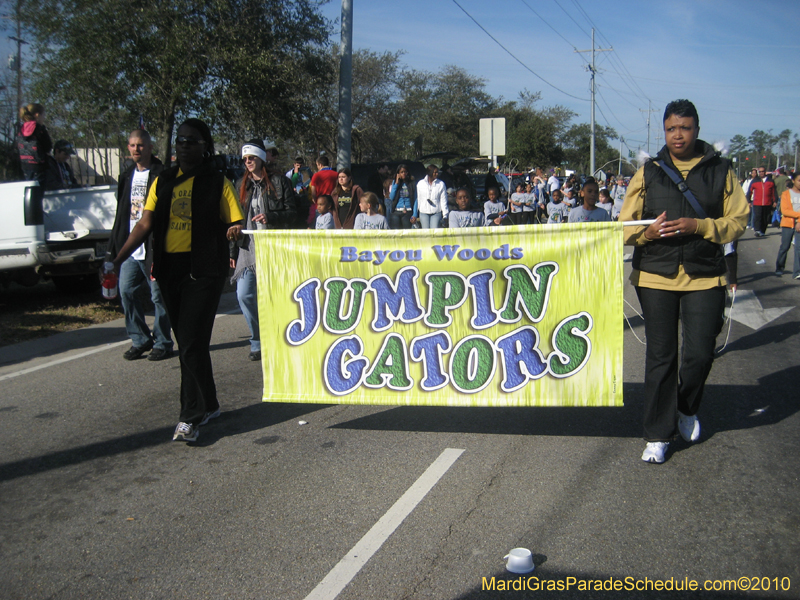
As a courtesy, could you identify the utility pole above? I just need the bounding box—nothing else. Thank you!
[336,0,353,170]
[639,101,658,156]
[575,29,611,177]
[5,0,26,125]
[618,137,624,176]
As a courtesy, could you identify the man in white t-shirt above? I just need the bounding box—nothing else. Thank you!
[108,130,173,361]
[547,172,561,197]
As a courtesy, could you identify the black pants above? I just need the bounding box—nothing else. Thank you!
[753,205,771,234]
[636,286,726,441]
[157,253,226,426]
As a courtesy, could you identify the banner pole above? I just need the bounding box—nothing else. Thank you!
[246,221,657,234]
[621,220,656,226]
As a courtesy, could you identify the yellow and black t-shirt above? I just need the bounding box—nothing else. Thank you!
[144,171,243,253]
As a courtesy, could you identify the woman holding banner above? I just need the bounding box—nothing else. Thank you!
[621,99,748,464]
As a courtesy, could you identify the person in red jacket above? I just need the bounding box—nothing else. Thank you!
[746,166,776,237]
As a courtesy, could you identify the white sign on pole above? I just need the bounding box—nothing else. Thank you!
[479,118,506,157]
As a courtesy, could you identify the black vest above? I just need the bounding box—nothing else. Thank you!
[633,141,730,277]
[151,165,230,280]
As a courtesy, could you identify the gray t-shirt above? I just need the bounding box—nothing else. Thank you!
[568,205,612,223]
[449,210,486,228]
[546,202,569,224]
[354,213,388,230]
[315,212,335,229]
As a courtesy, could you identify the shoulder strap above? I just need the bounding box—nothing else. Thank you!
[653,160,708,219]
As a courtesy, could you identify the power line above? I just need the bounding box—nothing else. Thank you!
[450,0,589,102]
[517,0,589,65]
[553,0,591,40]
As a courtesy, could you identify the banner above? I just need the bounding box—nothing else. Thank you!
[253,223,623,407]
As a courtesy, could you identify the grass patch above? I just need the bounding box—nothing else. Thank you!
[0,280,124,347]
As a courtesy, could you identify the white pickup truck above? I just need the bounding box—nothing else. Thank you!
[0,180,117,292]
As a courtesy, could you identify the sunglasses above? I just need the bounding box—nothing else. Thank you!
[175,136,205,146]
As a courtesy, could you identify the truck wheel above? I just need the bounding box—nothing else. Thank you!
[52,274,101,294]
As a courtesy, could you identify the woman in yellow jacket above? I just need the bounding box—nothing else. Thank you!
[775,172,800,279]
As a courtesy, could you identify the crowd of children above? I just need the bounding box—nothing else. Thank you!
[300,158,628,231]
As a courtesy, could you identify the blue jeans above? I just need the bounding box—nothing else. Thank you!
[776,227,800,277]
[236,269,260,352]
[119,257,173,350]
[419,212,442,229]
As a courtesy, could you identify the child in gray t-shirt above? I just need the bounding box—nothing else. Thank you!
[546,189,569,224]
[449,188,486,228]
[353,192,389,230]
[568,178,611,223]
[315,195,337,229]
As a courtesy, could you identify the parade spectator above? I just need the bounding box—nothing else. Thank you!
[775,172,800,279]
[509,182,528,225]
[353,192,388,230]
[332,167,364,229]
[389,164,416,229]
[448,188,485,228]
[45,140,79,190]
[16,103,52,184]
[568,177,611,223]
[111,118,245,443]
[546,189,569,224]
[314,195,339,229]
[415,164,448,229]
[562,187,577,208]
[620,99,748,464]
[742,167,758,229]
[773,166,789,226]
[547,170,561,198]
[483,186,506,226]
[310,155,338,201]
[108,129,173,362]
[598,187,614,217]
[231,139,296,362]
[746,166,776,237]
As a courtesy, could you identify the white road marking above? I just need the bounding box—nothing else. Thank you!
[0,310,240,382]
[303,448,465,600]
[725,289,794,330]
[0,340,129,381]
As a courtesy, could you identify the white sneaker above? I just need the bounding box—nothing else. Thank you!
[173,422,199,442]
[678,412,701,442]
[642,442,669,463]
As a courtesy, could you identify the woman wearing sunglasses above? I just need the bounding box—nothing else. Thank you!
[111,118,245,443]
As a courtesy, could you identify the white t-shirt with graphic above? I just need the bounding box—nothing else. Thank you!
[129,168,150,260]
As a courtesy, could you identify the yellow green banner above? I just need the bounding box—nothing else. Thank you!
[253,223,623,407]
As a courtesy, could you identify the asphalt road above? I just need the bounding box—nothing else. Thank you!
[1,227,798,600]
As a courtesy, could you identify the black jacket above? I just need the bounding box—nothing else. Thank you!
[633,140,731,277]
[108,157,165,270]
[151,164,231,280]
[233,171,298,229]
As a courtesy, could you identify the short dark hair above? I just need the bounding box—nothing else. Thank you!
[294,156,304,164]
[129,129,152,144]
[317,155,329,167]
[663,99,699,127]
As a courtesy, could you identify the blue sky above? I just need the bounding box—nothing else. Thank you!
[321,0,798,158]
